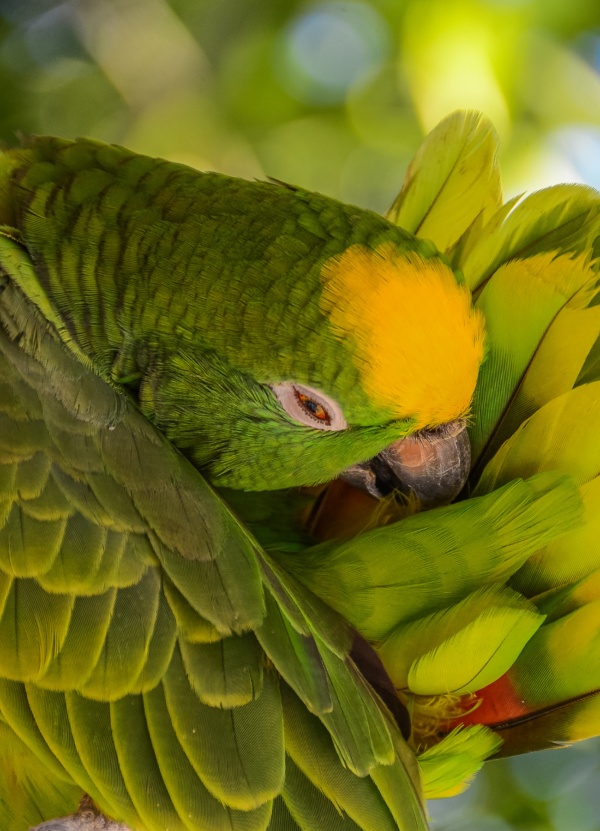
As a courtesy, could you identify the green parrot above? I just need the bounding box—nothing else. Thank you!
[0,112,598,831]
[0,126,487,831]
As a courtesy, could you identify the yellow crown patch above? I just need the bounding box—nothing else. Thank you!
[319,243,485,428]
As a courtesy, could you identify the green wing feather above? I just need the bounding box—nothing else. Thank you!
[110,693,188,831]
[280,684,402,831]
[469,251,598,466]
[179,630,264,707]
[417,726,501,799]
[0,681,74,787]
[255,591,332,716]
[280,757,363,831]
[0,722,81,831]
[378,585,544,694]
[275,473,582,640]
[386,111,502,253]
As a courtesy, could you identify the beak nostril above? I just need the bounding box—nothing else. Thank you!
[370,454,409,498]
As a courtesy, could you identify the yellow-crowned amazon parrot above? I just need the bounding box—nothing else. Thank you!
[1,112,600,830]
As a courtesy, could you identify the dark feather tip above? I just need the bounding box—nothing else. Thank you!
[350,631,411,740]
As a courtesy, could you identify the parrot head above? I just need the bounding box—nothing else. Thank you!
[0,137,485,501]
[130,200,485,502]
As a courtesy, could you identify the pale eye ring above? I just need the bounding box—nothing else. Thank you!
[271,383,347,431]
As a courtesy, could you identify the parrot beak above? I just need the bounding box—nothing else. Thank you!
[340,420,470,508]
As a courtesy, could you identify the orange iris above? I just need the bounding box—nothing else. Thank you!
[296,391,330,424]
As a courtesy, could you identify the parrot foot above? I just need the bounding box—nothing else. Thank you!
[29,794,132,830]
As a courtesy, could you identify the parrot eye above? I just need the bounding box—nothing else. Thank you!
[271,383,347,431]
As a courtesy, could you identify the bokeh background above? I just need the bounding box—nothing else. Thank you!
[3,0,600,829]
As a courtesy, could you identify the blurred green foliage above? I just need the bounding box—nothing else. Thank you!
[3,1,600,828]
[3,0,600,212]
[429,737,600,831]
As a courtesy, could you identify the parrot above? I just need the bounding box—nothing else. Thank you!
[0,109,599,831]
